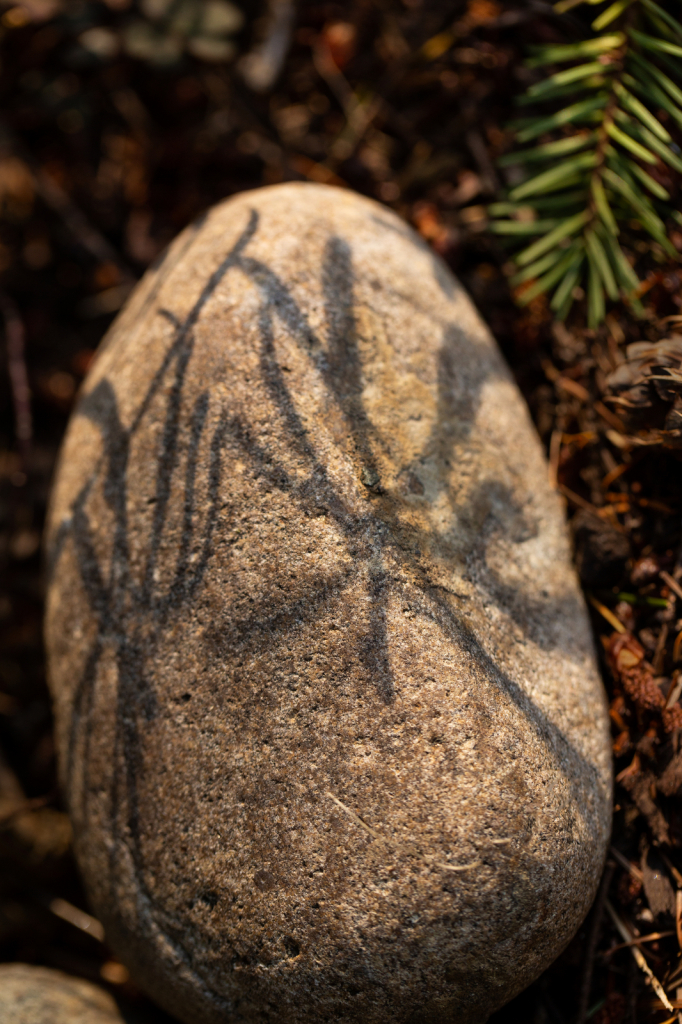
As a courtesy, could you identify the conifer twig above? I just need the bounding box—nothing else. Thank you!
[489,0,682,327]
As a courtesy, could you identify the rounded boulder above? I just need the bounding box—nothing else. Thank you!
[45,182,612,1024]
[0,964,126,1024]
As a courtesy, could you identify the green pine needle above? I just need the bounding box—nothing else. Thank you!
[490,0,682,326]
[509,153,598,200]
[497,132,599,165]
[593,0,632,30]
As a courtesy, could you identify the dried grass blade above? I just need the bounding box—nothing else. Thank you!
[588,596,627,633]
[605,900,674,1013]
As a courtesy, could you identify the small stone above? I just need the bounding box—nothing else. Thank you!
[0,964,124,1024]
[45,183,612,1024]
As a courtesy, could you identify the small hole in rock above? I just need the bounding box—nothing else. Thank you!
[198,890,219,909]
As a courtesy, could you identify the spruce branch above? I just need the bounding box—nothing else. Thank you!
[489,0,682,327]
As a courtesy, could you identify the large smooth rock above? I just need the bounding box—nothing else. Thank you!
[45,182,612,1024]
[0,964,125,1024]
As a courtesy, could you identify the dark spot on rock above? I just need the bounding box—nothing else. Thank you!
[254,869,276,891]
[283,936,300,958]
[198,890,219,909]
[406,472,425,495]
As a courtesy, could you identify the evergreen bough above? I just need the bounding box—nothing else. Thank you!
[489,0,682,327]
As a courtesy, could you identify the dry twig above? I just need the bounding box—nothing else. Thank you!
[606,900,674,1014]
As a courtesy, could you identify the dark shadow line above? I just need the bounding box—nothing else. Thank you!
[189,410,232,597]
[393,571,604,805]
[78,380,134,628]
[127,214,207,332]
[222,414,368,542]
[236,249,385,472]
[170,390,210,591]
[159,307,180,329]
[65,636,104,825]
[70,474,113,627]
[359,560,393,703]
[127,209,260,440]
[321,236,379,475]
[141,336,196,604]
[156,407,233,615]
[206,566,360,661]
[257,304,318,465]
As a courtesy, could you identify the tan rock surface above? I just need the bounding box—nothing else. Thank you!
[45,182,612,1024]
[0,964,125,1023]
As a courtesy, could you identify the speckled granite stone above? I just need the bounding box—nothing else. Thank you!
[45,182,612,1024]
[0,964,125,1023]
